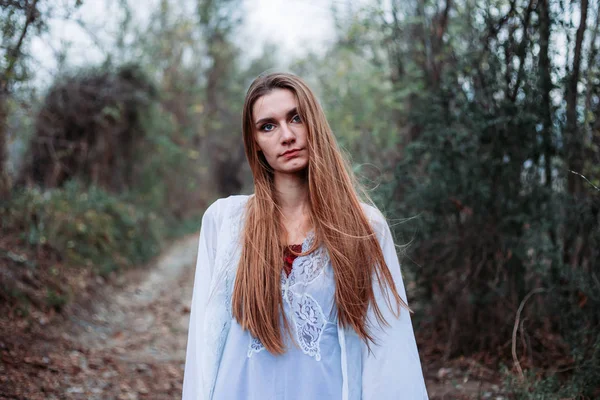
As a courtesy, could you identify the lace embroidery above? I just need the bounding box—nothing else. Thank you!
[248,336,266,357]
[288,292,327,360]
[248,230,329,360]
[289,243,328,285]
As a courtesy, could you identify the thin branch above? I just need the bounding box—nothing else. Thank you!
[2,0,40,88]
[569,170,600,191]
[510,0,537,101]
[512,288,546,382]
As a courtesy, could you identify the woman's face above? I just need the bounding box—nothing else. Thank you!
[252,88,309,175]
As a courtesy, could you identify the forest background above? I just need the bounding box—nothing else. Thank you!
[1,0,599,398]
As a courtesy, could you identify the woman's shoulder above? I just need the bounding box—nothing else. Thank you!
[359,201,393,245]
[203,194,251,224]
[359,201,387,227]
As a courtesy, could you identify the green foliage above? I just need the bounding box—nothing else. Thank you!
[504,352,600,399]
[300,0,600,395]
[293,47,401,167]
[2,180,165,276]
[129,98,216,223]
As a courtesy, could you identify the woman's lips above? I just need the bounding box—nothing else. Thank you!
[281,149,301,158]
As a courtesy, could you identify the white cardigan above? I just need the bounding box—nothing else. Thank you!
[182,195,429,400]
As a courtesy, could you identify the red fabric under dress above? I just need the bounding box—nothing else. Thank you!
[283,244,302,277]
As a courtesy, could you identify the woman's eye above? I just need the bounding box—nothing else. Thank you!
[261,123,275,132]
[291,114,302,123]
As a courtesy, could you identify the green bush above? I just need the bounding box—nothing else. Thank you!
[2,180,165,276]
[505,356,600,399]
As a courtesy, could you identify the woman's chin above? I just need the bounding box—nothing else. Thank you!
[274,164,309,176]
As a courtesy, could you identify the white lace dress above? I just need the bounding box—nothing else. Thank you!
[182,195,429,400]
[212,230,343,399]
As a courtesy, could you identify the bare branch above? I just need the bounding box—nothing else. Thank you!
[2,0,40,91]
[512,288,546,381]
[569,170,600,191]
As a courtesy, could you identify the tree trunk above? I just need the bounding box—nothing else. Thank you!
[565,0,588,195]
[0,94,10,199]
[538,0,553,190]
[563,0,589,265]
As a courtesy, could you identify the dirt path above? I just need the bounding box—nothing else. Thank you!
[56,234,200,399]
[2,233,501,400]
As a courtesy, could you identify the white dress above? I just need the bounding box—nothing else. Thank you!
[212,229,343,399]
[182,195,429,400]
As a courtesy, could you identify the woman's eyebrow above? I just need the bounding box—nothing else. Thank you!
[286,107,298,118]
[254,116,275,126]
[255,107,298,126]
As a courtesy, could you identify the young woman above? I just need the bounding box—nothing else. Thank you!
[182,72,428,400]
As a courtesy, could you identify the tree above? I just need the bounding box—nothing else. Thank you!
[18,64,156,191]
[196,0,246,195]
[298,0,599,394]
[0,0,43,197]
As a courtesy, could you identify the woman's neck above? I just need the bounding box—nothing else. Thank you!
[274,171,311,244]
[273,171,309,213]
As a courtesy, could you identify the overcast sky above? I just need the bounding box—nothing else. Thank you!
[30,0,338,87]
[243,0,336,57]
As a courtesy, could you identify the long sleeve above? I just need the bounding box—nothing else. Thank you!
[182,200,221,400]
[361,213,429,399]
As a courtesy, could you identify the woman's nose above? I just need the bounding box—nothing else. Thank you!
[280,123,296,144]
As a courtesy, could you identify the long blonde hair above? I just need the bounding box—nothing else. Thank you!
[232,72,407,354]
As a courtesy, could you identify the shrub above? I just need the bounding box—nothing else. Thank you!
[2,180,165,276]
